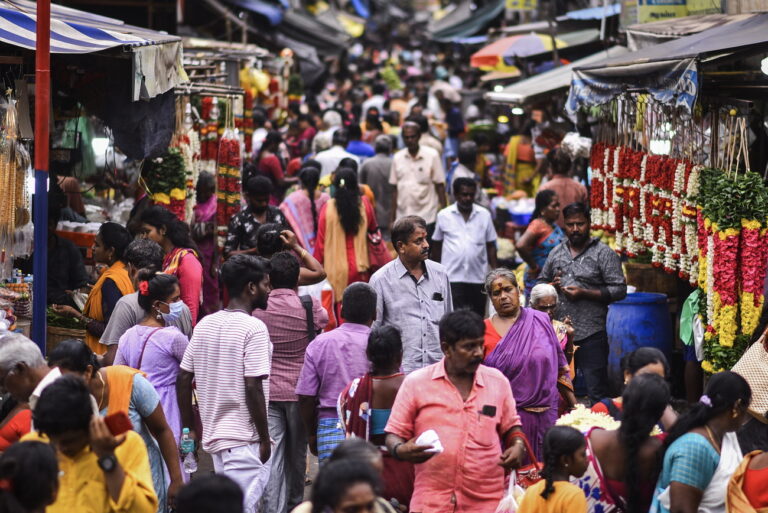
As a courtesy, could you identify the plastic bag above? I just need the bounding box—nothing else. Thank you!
[496,471,525,513]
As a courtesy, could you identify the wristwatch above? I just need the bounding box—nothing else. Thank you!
[97,453,118,473]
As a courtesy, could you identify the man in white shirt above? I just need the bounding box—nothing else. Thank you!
[431,177,497,316]
[389,122,446,239]
[361,82,386,116]
[314,129,360,178]
[177,254,273,513]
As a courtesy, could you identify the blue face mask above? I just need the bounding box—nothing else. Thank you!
[161,300,184,323]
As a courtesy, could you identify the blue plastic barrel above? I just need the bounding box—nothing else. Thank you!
[606,292,672,393]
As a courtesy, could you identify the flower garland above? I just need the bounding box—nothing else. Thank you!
[697,167,768,372]
[587,143,703,283]
[143,148,187,220]
[215,133,242,250]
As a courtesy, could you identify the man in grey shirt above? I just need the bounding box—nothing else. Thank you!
[539,202,626,404]
[370,215,453,373]
[359,135,394,239]
[101,238,193,365]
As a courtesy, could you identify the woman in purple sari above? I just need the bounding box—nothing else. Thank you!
[483,268,576,460]
[191,171,219,317]
[115,270,189,479]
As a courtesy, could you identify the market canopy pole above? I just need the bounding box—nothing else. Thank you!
[32,0,50,351]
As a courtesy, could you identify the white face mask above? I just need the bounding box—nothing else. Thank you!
[160,300,184,323]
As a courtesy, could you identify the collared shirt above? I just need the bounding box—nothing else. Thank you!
[315,145,361,178]
[433,203,496,284]
[389,146,446,225]
[180,310,272,453]
[360,154,394,237]
[22,430,157,513]
[253,289,329,402]
[295,322,371,418]
[223,206,287,257]
[385,359,521,513]
[370,258,452,373]
[539,238,627,341]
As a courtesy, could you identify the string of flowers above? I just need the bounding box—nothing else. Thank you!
[697,167,768,372]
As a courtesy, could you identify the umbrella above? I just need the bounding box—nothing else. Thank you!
[470,32,567,70]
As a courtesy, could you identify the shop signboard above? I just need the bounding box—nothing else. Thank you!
[638,0,687,23]
[506,0,537,11]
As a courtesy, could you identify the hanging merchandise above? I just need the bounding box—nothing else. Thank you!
[171,96,201,222]
[0,93,32,281]
[141,148,187,220]
[215,98,242,250]
[695,116,768,372]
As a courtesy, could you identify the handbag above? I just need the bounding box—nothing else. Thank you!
[367,227,393,272]
[514,434,543,489]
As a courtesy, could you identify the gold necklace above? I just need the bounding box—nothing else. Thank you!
[704,424,721,452]
[96,370,107,411]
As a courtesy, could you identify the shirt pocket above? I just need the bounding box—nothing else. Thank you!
[469,414,499,448]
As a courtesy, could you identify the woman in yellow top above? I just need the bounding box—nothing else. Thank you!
[24,374,158,513]
[504,126,538,198]
[52,222,134,355]
[518,426,588,513]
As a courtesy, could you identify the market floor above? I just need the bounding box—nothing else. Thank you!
[193,449,319,500]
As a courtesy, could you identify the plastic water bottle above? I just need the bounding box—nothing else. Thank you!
[180,428,197,474]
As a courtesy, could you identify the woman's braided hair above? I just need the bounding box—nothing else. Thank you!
[540,426,585,500]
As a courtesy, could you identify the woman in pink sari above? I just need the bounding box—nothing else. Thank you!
[192,172,219,317]
[280,161,329,255]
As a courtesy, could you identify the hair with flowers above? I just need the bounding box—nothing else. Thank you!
[138,281,150,296]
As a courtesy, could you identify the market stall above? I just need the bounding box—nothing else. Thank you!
[566,14,768,372]
[0,0,185,348]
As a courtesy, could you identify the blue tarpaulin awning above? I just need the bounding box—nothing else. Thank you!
[0,0,179,53]
[225,0,284,25]
[557,4,620,21]
[566,13,768,114]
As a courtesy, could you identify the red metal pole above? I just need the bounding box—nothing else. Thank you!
[32,0,50,350]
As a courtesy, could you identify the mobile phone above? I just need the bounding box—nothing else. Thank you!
[104,411,133,436]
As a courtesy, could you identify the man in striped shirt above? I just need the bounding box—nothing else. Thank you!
[254,252,329,513]
[177,255,273,513]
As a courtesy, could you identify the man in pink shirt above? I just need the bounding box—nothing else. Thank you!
[385,310,527,513]
[538,149,587,228]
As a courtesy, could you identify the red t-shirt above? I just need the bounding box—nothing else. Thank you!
[0,409,31,451]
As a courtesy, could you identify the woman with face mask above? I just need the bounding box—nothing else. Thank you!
[115,270,189,482]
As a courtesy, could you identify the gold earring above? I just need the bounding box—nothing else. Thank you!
[732,411,739,419]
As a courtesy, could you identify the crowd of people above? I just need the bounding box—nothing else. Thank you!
[1,55,768,513]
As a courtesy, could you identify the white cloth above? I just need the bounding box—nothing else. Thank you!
[658,432,742,513]
[212,441,272,513]
[251,128,268,159]
[362,95,386,116]
[314,146,361,178]
[432,203,496,284]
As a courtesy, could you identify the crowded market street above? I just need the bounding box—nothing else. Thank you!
[0,1,767,512]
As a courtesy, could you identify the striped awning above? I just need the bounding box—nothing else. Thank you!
[0,0,180,54]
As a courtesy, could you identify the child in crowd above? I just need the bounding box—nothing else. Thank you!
[518,426,588,513]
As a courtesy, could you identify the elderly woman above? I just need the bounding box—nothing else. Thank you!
[483,268,576,459]
[530,284,575,373]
